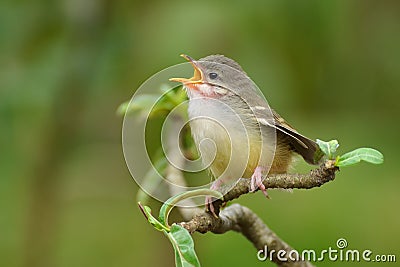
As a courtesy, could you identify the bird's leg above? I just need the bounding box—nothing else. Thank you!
[205,179,223,218]
[250,166,269,198]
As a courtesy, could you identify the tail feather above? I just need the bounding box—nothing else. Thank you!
[275,124,323,165]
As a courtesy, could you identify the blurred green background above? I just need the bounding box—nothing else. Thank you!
[1,0,399,266]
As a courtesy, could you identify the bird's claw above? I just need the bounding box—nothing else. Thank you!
[205,179,223,218]
[205,196,218,218]
[250,166,269,198]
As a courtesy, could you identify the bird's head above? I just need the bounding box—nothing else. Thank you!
[170,54,253,99]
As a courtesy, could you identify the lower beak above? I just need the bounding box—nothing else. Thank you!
[169,54,204,84]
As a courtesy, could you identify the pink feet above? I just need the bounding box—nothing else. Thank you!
[250,166,269,198]
[206,167,268,217]
[205,179,223,218]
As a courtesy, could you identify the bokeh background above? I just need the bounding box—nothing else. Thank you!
[1,0,399,266]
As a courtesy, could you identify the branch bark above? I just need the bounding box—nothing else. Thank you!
[209,159,338,216]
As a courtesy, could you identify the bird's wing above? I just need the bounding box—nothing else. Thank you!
[255,108,323,165]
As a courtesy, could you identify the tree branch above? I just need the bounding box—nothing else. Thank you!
[201,159,338,217]
[182,204,313,266]
[180,160,338,233]
[177,160,339,266]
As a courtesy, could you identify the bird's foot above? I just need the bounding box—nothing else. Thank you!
[250,166,269,198]
[205,179,223,218]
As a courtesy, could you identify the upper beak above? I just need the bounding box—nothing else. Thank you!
[169,54,204,84]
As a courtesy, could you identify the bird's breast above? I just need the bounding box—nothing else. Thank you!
[187,97,274,183]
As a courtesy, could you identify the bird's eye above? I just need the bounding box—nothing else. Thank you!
[209,72,218,79]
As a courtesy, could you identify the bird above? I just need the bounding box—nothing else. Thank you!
[170,54,322,216]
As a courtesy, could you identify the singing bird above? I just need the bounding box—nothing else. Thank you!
[170,54,322,215]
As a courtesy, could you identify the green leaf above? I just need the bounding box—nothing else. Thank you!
[138,204,201,266]
[166,224,200,267]
[159,189,224,227]
[163,85,188,106]
[116,101,130,116]
[336,148,384,167]
[117,95,159,115]
[316,139,339,159]
[138,203,169,232]
[117,86,188,118]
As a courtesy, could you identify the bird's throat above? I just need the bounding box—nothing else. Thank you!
[185,83,227,98]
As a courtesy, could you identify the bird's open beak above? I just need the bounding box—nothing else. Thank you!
[169,54,204,85]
